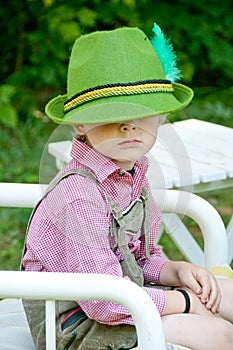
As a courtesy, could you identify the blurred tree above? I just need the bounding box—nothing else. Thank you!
[0,0,232,127]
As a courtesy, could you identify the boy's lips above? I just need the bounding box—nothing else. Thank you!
[118,139,142,147]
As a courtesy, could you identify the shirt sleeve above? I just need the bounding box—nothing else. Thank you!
[78,285,166,325]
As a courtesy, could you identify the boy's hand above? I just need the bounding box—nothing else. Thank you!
[176,262,221,314]
[160,261,221,314]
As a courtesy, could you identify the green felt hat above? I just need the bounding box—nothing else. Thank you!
[45,25,193,125]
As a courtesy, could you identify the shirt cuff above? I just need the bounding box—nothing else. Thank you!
[143,286,167,314]
[142,255,170,284]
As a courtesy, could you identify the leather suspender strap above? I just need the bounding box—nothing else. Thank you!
[141,187,150,260]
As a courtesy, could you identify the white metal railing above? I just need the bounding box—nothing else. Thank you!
[0,182,47,208]
[152,189,229,269]
[0,271,166,350]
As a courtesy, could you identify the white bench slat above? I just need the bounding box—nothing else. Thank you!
[174,120,233,162]
[158,122,233,178]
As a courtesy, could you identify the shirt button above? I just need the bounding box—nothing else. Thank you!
[118,171,125,176]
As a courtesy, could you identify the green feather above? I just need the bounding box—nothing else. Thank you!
[150,22,181,83]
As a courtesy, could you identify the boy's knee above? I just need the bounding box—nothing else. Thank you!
[218,318,233,346]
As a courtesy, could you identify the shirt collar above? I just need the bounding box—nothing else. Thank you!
[70,137,149,183]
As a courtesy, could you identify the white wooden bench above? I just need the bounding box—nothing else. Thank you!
[0,182,231,349]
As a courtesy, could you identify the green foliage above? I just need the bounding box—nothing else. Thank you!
[143,0,233,85]
[0,207,31,270]
[0,85,18,128]
[0,118,55,183]
[170,86,233,127]
[0,0,232,128]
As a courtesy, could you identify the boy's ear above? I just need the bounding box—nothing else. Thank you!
[74,125,85,135]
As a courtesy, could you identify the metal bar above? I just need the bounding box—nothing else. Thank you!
[0,183,47,208]
[0,271,166,350]
[45,300,56,350]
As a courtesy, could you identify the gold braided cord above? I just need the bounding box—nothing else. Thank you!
[64,83,173,112]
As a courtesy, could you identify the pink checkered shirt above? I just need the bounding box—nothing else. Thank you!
[22,138,168,325]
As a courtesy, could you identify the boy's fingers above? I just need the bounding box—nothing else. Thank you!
[207,287,221,313]
[203,277,221,313]
[194,273,210,300]
[185,276,202,295]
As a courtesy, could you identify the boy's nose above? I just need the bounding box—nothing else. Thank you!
[120,122,136,132]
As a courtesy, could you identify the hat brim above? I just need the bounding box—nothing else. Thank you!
[45,83,193,125]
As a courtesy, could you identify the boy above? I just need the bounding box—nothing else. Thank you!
[22,24,233,349]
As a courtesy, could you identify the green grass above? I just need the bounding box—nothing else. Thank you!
[0,117,55,270]
[0,208,32,270]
